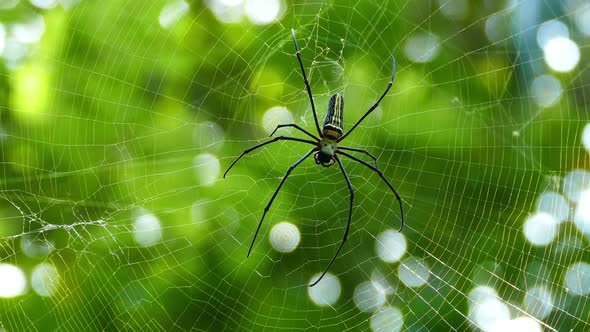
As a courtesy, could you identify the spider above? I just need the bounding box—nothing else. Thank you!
[224,29,404,287]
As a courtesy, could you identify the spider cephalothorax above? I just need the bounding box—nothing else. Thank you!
[315,137,337,167]
[224,29,404,287]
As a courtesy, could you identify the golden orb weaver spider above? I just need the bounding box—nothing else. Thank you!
[224,29,404,287]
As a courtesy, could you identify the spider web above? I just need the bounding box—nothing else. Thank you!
[0,0,589,331]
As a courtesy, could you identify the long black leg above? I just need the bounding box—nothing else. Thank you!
[337,146,378,166]
[337,150,404,231]
[338,55,397,142]
[224,136,316,178]
[270,124,319,141]
[248,148,316,257]
[291,29,322,136]
[310,155,354,287]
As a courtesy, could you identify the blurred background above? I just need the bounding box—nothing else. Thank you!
[0,0,589,331]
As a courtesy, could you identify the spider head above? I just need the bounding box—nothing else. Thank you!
[315,138,337,167]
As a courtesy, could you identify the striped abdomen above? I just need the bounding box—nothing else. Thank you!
[322,93,344,139]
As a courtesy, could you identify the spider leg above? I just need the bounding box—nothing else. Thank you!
[337,146,378,167]
[224,136,316,179]
[291,29,322,136]
[310,155,354,287]
[247,148,316,257]
[338,55,396,142]
[270,124,319,141]
[337,150,404,231]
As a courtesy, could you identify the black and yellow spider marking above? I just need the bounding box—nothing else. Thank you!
[224,29,404,287]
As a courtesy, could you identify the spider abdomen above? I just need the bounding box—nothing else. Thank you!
[322,93,344,139]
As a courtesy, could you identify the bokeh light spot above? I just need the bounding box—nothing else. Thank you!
[489,317,542,332]
[573,190,590,236]
[244,0,283,25]
[269,221,300,253]
[60,0,82,9]
[2,35,27,69]
[0,263,27,298]
[582,123,590,155]
[523,212,558,246]
[262,106,293,135]
[30,0,58,9]
[220,0,242,5]
[573,5,590,36]
[31,263,59,297]
[371,270,395,295]
[485,14,510,43]
[207,0,244,23]
[133,212,162,247]
[470,297,510,331]
[404,33,440,63]
[398,257,430,287]
[375,229,406,263]
[0,24,5,56]
[523,285,553,319]
[12,15,45,44]
[438,0,468,20]
[530,75,562,108]
[536,20,569,49]
[21,236,54,258]
[564,169,590,203]
[543,37,580,72]
[536,191,569,223]
[159,0,190,29]
[193,153,220,186]
[353,281,386,313]
[29,0,58,9]
[308,273,341,306]
[468,285,498,305]
[564,262,590,296]
[370,306,403,332]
